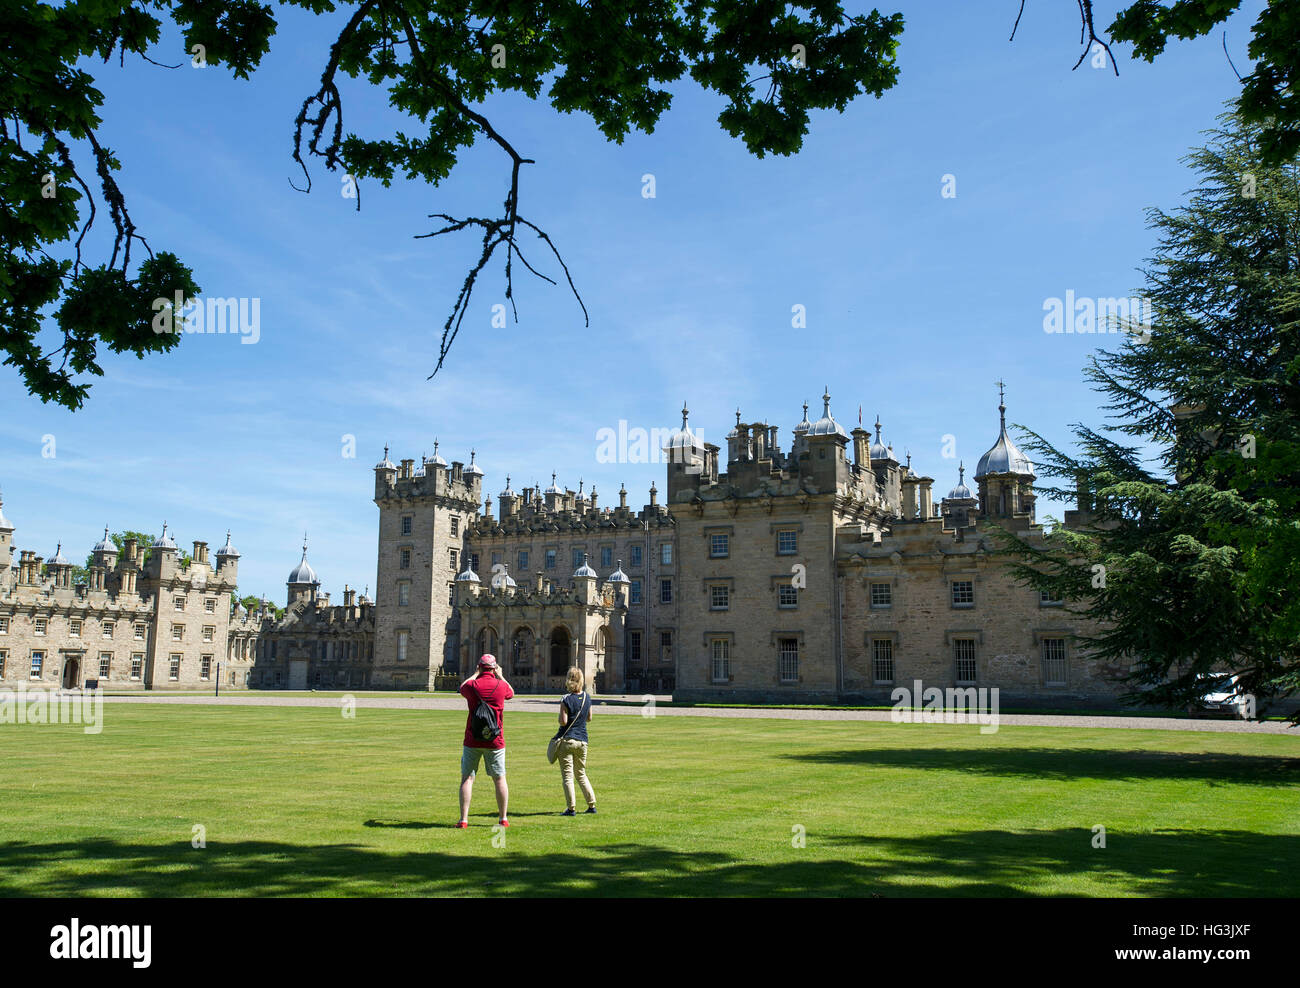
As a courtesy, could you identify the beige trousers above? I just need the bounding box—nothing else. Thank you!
[557,740,595,810]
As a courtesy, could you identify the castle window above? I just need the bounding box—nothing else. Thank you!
[951,581,974,608]
[778,638,799,683]
[491,552,501,568]
[710,638,730,683]
[1039,589,1063,607]
[397,631,409,663]
[131,655,143,680]
[102,621,114,639]
[630,580,642,605]
[872,639,895,684]
[572,548,584,571]
[400,548,411,569]
[0,617,7,634]
[174,596,185,611]
[630,545,643,567]
[518,550,529,571]
[1041,638,1068,686]
[450,517,460,536]
[30,651,44,679]
[401,515,413,536]
[778,584,798,608]
[398,581,410,606]
[172,624,184,642]
[659,631,673,665]
[870,583,892,608]
[600,546,613,568]
[447,583,455,605]
[710,533,729,558]
[449,548,458,570]
[628,630,642,664]
[34,618,46,636]
[205,598,216,613]
[70,619,81,637]
[134,623,145,641]
[660,579,673,604]
[660,543,673,566]
[776,530,798,555]
[169,655,181,681]
[0,650,6,678]
[710,584,729,610]
[954,639,977,684]
[202,626,214,643]
[545,549,556,570]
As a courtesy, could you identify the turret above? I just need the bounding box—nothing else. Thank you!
[573,553,598,605]
[215,530,240,582]
[973,383,1036,523]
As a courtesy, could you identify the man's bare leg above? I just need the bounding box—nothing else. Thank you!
[459,774,474,824]
[493,775,509,821]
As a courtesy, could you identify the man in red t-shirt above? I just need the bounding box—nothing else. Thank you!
[457,654,515,828]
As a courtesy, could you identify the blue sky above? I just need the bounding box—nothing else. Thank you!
[1,1,1265,601]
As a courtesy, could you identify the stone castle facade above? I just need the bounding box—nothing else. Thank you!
[0,389,1124,705]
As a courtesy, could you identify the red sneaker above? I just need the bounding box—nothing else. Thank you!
[498,819,510,827]
[456,821,468,829]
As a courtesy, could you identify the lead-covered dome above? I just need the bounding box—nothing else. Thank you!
[975,394,1035,479]
[288,540,318,585]
[807,390,849,439]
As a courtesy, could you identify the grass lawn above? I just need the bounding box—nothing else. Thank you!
[1,704,1297,897]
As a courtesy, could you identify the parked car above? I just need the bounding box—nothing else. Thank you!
[1188,673,1252,719]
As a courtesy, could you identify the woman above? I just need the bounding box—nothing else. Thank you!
[555,667,596,816]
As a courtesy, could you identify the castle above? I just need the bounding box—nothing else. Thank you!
[0,389,1123,705]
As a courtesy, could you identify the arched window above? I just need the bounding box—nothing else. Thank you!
[476,627,498,660]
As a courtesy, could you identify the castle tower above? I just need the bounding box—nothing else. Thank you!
[973,383,1037,524]
[373,445,483,687]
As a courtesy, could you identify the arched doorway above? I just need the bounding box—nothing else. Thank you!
[549,626,571,677]
[510,628,535,677]
[476,627,498,661]
[62,658,80,689]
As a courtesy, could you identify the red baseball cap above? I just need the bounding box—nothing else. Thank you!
[478,654,499,669]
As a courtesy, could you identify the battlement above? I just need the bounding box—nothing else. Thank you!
[373,448,482,510]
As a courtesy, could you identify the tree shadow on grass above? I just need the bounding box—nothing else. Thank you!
[0,828,1293,897]
[783,747,1300,786]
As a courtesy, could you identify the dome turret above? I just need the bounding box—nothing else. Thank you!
[947,463,974,500]
[92,526,115,553]
[287,537,318,586]
[152,523,177,550]
[974,387,1035,480]
[806,389,849,439]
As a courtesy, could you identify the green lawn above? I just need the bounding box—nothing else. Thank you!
[1,704,1297,897]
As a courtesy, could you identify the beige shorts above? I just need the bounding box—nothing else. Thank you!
[461,746,506,779]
